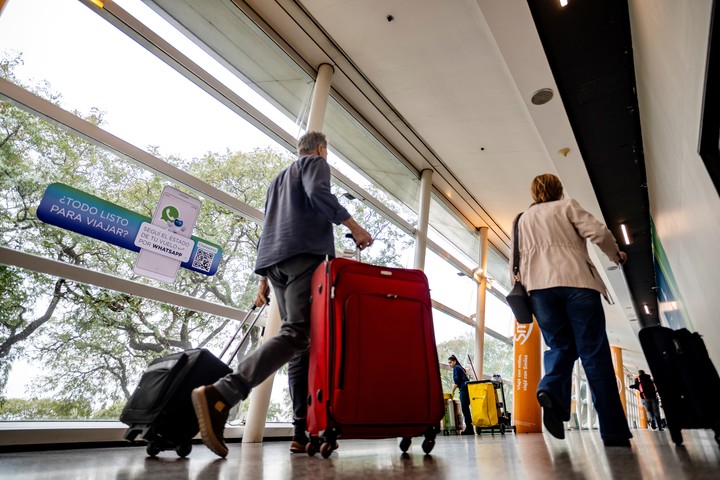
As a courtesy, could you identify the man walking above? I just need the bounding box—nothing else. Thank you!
[630,369,663,430]
[191,131,373,457]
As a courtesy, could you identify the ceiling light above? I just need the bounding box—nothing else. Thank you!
[643,304,650,314]
[620,224,631,245]
[531,88,554,105]
[560,0,569,7]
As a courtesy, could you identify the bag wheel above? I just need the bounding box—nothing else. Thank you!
[176,442,192,458]
[399,437,412,452]
[421,438,435,454]
[146,442,161,457]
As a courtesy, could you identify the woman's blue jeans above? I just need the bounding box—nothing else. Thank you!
[530,287,632,441]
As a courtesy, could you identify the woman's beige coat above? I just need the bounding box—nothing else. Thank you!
[510,198,623,298]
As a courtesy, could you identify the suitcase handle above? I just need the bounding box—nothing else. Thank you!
[219,302,267,363]
[344,233,361,261]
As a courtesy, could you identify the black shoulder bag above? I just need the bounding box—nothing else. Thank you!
[505,212,534,324]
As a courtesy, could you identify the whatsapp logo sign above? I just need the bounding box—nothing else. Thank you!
[161,205,183,227]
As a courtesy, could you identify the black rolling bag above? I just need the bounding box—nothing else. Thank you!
[638,325,720,446]
[120,304,265,457]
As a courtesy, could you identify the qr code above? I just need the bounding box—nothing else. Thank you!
[192,243,217,272]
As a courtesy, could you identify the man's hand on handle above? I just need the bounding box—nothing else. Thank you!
[254,277,270,308]
[341,217,373,250]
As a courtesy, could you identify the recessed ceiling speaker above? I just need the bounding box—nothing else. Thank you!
[531,88,554,105]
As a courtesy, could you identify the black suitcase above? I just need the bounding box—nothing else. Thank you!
[120,304,265,457]
[638,325,720,446]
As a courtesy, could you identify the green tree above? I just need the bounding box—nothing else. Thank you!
[0,397,92,420]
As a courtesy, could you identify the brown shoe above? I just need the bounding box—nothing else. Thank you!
[191,385,230,458]
[290,436,308,454]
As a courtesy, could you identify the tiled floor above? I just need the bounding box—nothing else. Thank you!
[1,429,719,479]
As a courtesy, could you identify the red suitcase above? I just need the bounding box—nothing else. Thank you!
[306,258,444,457]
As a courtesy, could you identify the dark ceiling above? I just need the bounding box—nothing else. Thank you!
[527,0,659,328]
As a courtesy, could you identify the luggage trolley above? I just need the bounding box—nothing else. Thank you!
[467,379,515,435]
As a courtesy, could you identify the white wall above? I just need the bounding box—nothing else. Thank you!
[629,0,720,364]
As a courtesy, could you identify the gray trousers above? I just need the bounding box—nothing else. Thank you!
[213,253,323,436]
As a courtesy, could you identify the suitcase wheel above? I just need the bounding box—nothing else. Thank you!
[306,438,319,457]
[421,438,435,454]
[399,437,412,453]
[176,442,192,458]
[146,442,161,457]
[320,442,334,458]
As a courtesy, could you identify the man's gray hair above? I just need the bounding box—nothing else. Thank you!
[297,131,327,155]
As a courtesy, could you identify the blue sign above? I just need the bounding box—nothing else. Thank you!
[37,183,222,276]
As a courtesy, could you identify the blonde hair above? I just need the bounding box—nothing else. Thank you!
[530,173,564,203]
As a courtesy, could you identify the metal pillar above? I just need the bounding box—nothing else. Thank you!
[306,63,334,132]
[242,298,282,443]
[573,361,582,429]
[413,169,433,270]
[474,227,489,375]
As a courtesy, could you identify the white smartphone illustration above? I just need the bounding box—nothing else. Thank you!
[133,186,202,284]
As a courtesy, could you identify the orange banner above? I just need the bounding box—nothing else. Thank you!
[512,320,542,433]
[610,345,626,414]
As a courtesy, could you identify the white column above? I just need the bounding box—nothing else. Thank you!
[573,361,582,429]
[242,298,282,443]
[474,227,489,376]
[306,63,334,133]
[413,169,433,270]
[587,383,596,429]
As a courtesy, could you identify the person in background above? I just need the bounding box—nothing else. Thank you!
[449,355,474,436]
[190,131,373,458]
[630,369,663,431]
[511,173,632,447]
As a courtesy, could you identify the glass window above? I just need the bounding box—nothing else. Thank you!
[425,250,477,316]
[428,193,512,290]
[0,0,303,424]
[0,267,269,421]
[331,183,414,268]
[485,291,515,339]
[0,96,286,304]
[324,96,420,226]
[433,309,475,393]
[130,0,314,134]
[0,0,294,161]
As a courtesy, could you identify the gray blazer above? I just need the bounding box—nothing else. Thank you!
[510,198,623,298]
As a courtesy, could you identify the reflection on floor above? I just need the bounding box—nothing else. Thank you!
[1,429,719,480]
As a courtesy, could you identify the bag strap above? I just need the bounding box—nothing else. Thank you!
[512,212,523,279]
